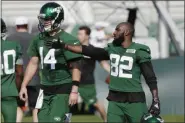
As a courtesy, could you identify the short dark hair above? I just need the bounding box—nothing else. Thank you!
[79,26,91,36]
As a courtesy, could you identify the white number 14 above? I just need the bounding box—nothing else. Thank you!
[39,47,57,69]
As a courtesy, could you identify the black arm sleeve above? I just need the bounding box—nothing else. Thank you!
[140,61,158,90]
[82,45,109,60]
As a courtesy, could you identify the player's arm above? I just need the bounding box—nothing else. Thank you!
[19,57,39,101]
[52,39,109,60]
[140,62,159,99]
[68,58,82,106]
[66,45,109,60]
[69,58,82,91]
[99,60,110,73]
[19,37,39,101]
[21,57,39,87]
[15,65,23,91]
[137,47,160,116]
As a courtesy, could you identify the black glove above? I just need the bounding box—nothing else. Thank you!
[51,37,65,49]
[149,98,160,116]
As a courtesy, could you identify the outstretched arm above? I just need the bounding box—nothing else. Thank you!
[52,37,109,60]
[65,45,109,60]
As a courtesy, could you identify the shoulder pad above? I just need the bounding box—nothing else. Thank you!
[135,43,151,54]
[59,31,79,44]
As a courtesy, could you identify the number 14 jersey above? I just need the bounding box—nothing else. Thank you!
[27,31,82,86]
[106,42,151,92]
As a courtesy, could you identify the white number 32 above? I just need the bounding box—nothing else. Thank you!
[110,54,133,78]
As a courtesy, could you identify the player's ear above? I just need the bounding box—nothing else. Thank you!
[124,29,130,36]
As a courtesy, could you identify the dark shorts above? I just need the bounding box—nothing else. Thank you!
[17,85,40,109]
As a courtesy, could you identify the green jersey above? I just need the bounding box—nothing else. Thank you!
[106,42,151,92]
[27,31,82,86]
[1,40,23,97]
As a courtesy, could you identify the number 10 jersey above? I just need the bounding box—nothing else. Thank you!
[1,40,23,97]
[106,42,151,92]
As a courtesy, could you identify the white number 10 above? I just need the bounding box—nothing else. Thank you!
[110,54,133,78]
[1,50,16,75]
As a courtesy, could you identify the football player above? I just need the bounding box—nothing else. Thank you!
[7,16,41,123]
[53,22,161,123]
[19,2,82,122]
[75,26,109,122]
[1,18,23,122]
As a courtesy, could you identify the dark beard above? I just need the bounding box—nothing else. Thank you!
[113,35,124,46]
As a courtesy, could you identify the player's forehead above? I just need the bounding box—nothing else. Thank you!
[78,29,85,34]
[115,24,125,31]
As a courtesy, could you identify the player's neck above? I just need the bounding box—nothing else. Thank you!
[82,40,89,46]
[17,29,27,32]
[49,28,61,36]
[121,40,132,48]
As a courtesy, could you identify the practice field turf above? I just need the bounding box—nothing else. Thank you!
[19,115,184,122]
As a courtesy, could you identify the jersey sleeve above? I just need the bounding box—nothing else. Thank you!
[27,37,39,57]
[136,46,151,64]
[63,40,82,61]
[15,43,23,65]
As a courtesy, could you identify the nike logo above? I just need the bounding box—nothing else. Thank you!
[74,42,79,44]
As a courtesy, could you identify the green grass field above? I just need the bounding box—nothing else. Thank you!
[21,115,184,122]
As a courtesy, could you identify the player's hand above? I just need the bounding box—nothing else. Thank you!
[69,92,78,106]
[52,37,65,49]
[19,86,28,101]
[149,98,160,116]
[105,75,110,84]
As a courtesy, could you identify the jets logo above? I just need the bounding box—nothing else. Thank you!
[50,7,63,13]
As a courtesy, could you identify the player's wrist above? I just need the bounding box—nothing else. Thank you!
[71,92,78,94]
[153,98,160,103]
[21,82,27,88]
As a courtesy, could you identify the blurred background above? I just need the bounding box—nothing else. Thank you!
[2,0,184,122]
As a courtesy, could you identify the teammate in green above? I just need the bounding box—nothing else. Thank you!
[1,18,23,122]
[19,2,82,122]
[53,22,163,123]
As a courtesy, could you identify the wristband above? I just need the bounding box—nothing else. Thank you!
[72,81,80,87]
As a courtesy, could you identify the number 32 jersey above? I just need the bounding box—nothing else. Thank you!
[27,31,82,86]
[1,40,23,97]
[106,42,151,92]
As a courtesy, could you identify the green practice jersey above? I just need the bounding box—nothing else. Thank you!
[27,31,82,86]
[106,42,151,92]
[1,40,23,97]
